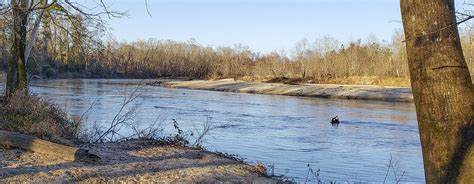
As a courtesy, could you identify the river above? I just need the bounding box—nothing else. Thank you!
[9,79,425,182]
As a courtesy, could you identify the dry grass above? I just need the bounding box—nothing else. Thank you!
[0,72,5,81]
[240,76,411,87]
[324,76,411,87]
[372,77,411,87]
[0,92,80,145]
[254,162,268,176]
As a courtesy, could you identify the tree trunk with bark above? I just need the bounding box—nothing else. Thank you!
[400,0,474,183]
[6,0,29,97]
[0,130,100,162]
[17,0,29,92]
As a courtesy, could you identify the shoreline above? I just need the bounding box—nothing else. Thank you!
[0,93,283,183]
[0,138,281,183]
[1,75,414,102]
[158,79,414,103]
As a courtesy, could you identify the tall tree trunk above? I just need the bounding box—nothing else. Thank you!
[7,0,29,97]
[7,0,21,96]
[6,49,18,97]
[17,0,29,92]
[25,4,46,67]
[2,16,8,96]
[41,12,52,60]
[400,0,474,183]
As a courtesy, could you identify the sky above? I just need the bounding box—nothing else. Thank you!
[97,0,459,53]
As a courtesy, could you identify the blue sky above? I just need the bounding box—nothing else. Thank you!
[103,0,402,53]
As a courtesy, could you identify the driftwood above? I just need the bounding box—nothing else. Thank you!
[0,130,100,162]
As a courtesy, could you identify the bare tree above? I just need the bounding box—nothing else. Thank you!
[400,0,473,183]
[0,0,123,97]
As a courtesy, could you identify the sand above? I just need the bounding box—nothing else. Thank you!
[0,139,283,183]
[158,79,414,102]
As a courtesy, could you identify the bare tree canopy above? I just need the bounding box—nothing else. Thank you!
[0,0,123,97]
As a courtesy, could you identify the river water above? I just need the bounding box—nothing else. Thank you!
[10,79,425,182]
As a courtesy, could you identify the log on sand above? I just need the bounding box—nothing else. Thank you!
[0,130,100,162]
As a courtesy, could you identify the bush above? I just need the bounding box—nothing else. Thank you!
[0,92,80,145]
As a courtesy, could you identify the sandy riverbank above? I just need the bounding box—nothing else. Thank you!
[157,79,413,102]
[0,139,282,183]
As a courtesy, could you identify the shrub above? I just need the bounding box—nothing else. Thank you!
[0,92,80,145]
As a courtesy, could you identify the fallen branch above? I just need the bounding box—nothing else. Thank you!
[0,130,100,162]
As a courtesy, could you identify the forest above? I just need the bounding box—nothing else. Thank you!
[0,12,472,86]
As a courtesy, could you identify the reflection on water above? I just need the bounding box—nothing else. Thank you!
[28,79,423,183]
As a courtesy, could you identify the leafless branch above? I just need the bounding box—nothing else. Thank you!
[145,0,152,17]
[47,13,106,55]
[191,116,215,146]
[78,98,101,125]
[126,116,164,140]
[64,0,125,19]
[404,10,474,42]
[383,154,406,184]
[383,154,393,184]
[93,83,143,143]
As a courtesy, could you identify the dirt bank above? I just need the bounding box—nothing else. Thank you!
[0,139,282,183]
[158,79,413,102]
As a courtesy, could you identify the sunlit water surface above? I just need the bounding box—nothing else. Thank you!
[12,79,423,183]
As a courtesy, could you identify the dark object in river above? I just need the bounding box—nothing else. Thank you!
[331,116,340,126]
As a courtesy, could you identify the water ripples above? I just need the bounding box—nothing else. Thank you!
[28,79,424,183]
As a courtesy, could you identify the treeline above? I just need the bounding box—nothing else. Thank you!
[1,14,473,85]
